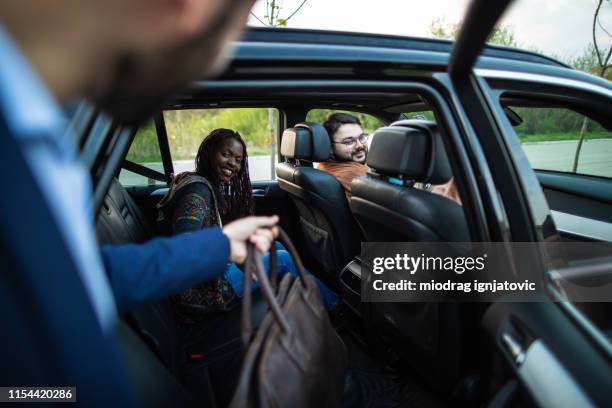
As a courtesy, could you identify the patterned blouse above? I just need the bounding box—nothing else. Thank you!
[157,173,237,318]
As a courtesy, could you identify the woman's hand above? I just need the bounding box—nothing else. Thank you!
[222,216,279,264]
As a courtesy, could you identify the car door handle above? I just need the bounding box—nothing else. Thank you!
[501,330,526,366]
[252,188,266,196]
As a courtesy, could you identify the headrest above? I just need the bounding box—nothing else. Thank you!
[280,122,331,162]
[366,120,452,184]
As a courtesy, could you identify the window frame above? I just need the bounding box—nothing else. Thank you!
[160,106,283,182]
[117,117,167,188]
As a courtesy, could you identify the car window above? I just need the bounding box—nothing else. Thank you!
[163,108,279,181]
[511,106,612,178]
[118,121,165,187]
[305,109,385,134]
[402,110,436,122]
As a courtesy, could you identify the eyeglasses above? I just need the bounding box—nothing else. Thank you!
[332,134,368,148]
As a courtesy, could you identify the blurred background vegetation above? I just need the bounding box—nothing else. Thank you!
[511,107,608,143]
[127,108,279,163]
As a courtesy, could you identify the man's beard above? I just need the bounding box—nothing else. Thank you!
[351,147,367,163]
[90,54,173,128]
[332,145,367,163]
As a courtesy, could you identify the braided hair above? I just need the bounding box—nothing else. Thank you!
[195,128,254,223]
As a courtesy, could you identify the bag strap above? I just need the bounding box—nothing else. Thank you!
[240,227,308,344]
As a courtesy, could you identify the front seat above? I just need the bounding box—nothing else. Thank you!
[276,122,363,287]
[351,119,469,242]
[349,120,469,390]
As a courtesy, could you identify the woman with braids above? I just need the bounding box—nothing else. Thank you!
[157,128,339,318]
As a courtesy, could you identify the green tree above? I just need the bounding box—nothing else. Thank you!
[572,0,611,172]
[250,0,308,28]
[305,109,385,134]
[429,18,518,47]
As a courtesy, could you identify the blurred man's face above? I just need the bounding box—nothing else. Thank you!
[89,0,254,126]
[332,123,368,163]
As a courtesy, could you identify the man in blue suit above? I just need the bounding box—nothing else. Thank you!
[0,0,269,405]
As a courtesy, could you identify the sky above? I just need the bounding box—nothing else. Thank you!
[247,0,612,62]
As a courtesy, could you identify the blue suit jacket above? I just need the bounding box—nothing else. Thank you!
[101,228,230,312]
[0,102,230,406]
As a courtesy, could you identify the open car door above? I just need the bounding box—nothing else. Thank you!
[448,1,612,406]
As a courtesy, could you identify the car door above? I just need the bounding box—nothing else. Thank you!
[448,0,612,406]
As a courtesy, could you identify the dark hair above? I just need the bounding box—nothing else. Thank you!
[195,128,254,223]
[323,112,362,139]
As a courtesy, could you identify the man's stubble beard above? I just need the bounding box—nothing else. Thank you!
[90,0,253,128]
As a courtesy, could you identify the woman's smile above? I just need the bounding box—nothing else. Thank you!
[214,138,244,182]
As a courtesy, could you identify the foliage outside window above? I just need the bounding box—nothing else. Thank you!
[305,109,385,134]
[403,111,436,122]
[120,122,165,186]
[163,108,279,181]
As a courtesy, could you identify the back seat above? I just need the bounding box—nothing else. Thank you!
[96,178,262,406]
[96,178,182,374]
[96,178,154,245]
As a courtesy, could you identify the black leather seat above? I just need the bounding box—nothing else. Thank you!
[96,179,184,372]
[276,123,363,287]
[96,178,266,407]
[96,178,154,245]
[351,120,469,242]
[350,120,469,390]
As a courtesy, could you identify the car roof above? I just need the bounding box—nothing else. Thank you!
[239,27,567,68]
[225,28,610,90]
[165,27,611,115]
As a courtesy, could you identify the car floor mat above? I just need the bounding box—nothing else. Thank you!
[340,332,448,408]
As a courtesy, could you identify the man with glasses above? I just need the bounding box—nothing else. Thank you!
[318,112,369,201]
[319,112,462,206]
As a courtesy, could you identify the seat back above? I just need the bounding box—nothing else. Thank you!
[96,178,154,245]
[350,120,469,390]
[276,123,363,286]
[351,120,469,242]
[96,179,181,374]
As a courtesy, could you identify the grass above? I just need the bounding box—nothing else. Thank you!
[518,131,611,144]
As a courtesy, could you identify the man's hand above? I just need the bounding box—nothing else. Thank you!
[222,216,279,264]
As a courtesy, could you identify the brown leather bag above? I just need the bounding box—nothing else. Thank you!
[230,229,348,408]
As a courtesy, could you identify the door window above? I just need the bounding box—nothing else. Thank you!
[511,106,612,178]
[119,121,165,187]
[163,108,279,181]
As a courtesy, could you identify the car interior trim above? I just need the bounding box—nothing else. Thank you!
[518,339,594,408]
[476,69,612,98]
[551,210,612,242]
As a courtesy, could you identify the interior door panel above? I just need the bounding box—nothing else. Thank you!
[483,301,612,407]
[251,180,295,238]
[536,171,612,242]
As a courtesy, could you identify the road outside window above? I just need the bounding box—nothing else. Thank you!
[513,106,612,178]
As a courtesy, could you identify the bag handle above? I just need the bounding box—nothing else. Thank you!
[241,227,308,344]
